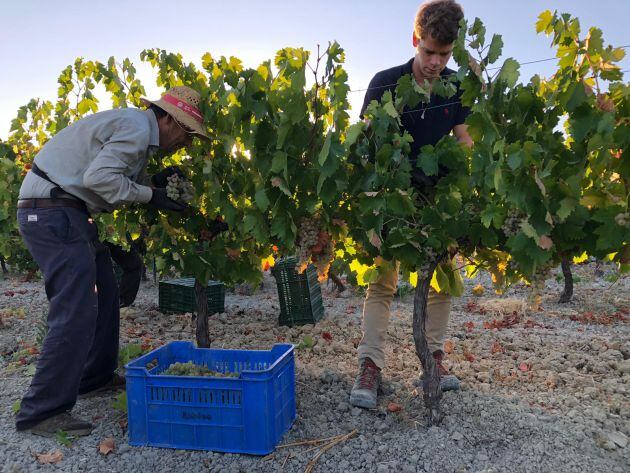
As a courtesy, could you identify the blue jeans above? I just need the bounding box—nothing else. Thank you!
[15,206,120,430]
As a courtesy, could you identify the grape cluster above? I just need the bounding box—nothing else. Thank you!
[165,174,194,203]
[614,212,629,227]
[163,361,239,378]
[417,246,438,281]
[528,264,551,309]
[502,209,522,237]
[297,218,320,256]
[296,217,334,280]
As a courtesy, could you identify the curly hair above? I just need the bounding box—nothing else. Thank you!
[414,0,464,44]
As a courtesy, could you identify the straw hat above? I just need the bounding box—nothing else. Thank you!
[141,86,210,141]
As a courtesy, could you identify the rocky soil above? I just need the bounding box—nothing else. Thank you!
[0,262,628,472]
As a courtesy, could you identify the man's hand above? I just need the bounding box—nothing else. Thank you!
[148,188,188,212]
[151,166,184,188]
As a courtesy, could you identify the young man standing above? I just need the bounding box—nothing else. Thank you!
[350,0,473,409]
[15,86,208,436]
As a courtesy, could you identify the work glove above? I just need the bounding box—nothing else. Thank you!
[151,166,185,188]
[148,188,188,212]
[208,217,229,237]
[200,218,229,241]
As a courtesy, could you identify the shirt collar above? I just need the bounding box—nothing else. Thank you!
[144,109,160,149]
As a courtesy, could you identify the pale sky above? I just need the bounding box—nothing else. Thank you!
[0,0,627,139]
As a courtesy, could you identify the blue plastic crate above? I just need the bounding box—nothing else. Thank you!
[125,341,296,455]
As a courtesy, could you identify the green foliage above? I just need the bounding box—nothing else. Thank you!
[55,429,73,447]
[0,143,33,271]
[118,343,144,370]
[296,335,315,350]
[112,391,128,414]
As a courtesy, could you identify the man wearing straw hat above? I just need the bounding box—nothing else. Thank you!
[15,86,208,437]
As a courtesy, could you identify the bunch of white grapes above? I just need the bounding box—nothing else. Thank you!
[297,218,320,264]
[614,212,629,227]
[165,174,194,203]
[296,216,334,280]
[312,240,334,280]
[163,361,238,378]
[502,209,522,237]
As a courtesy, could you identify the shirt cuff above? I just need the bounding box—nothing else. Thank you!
[137,185,153,203]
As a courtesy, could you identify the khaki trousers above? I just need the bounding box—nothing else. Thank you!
[357,260,451,369]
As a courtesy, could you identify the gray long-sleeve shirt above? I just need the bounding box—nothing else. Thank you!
[19,108,159,214]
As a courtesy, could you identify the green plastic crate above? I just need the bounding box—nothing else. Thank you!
[271,257,324,326]
[159,278,225,315]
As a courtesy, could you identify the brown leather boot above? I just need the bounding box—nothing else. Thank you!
[349,357,382,409]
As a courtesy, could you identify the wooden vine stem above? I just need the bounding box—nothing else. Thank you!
[558,256,573,303]
[411,257,443,426]
[194,278,211,348]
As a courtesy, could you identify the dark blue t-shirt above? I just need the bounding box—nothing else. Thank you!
[360,58,470,186]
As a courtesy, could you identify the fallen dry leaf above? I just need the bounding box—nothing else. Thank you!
[387,402,403,413]
[464,321,475,332]
[518,362,530,372]
[35,450,63,464]
[483,313,521,330]
[491,341,504,354]
[98,437,115,455]
[321,332,333,342]
[463,351,476,363]
[443,339,454,354]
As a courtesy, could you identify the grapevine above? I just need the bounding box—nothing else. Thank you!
[416,246,438,281]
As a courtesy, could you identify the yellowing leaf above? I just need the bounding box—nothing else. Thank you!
[349,259,377,286]
[573,252,588,264]
[261,254,275,271]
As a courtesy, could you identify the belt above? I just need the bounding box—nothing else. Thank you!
[18,198,88,212]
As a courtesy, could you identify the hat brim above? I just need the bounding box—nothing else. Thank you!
[141,97,211,142]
